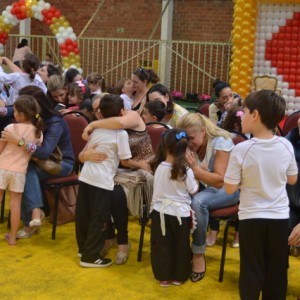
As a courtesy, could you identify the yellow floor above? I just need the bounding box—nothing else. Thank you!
[0,216,299,300]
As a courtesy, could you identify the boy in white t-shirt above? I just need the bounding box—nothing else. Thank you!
[224,90,298,300]
[75,94,132,268]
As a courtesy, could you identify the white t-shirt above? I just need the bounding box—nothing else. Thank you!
[120,94,133,111]
[224,136,298,220]
[0,66,47,105]
[151,161,199,217]
[79,128,132,190]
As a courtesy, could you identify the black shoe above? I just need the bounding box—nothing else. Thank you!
[80,257,112,268]
[190,255,206,282]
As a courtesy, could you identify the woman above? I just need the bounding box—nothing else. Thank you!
[82,107,153,264]
[47,74,69,109]
[12,39,32,67]
[146,83,188,127]
[65,68,83,85]
[2,86,74,238]
[131,67,159,115]
[37,64,61,85]
[177,112,239,282]
[209,80,234,125]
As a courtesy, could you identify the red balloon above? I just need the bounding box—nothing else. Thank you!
[46,19,52,26]
[54,11,61,18]
[74,48,80,55]
[277,54,284,61]
[65,39,72,46]
[61,50,68,57]
[67,45,74,52]
[289,75,296,82]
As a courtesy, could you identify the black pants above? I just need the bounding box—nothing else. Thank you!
[239,218,289,300]
[106,184,128,244]
[150,210,191,282]
[75,182,112,261]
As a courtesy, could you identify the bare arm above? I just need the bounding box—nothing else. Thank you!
[79,144,108,163]
[224,182,240,194]
[187,149,230,189]
[82,110,141,141]
[0,57,22,73]
[287,174,298,185]
[120,159,151,172]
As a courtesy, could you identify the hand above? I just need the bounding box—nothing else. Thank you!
[138,160,151,173]
[186,149,198,169]
[82,124,94,141]
[0,57,7,65]
[84,144,107,163]
[288,223,300,246]
[1,128,19,144]
[224,99,233,111]
[0,99,5,108]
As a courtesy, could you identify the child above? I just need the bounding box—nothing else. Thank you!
[65,81,85,112]
[142,101,166,125]
[0,95,43,245]
[87,72,106,97]
[76,94,132,268]
[224,90,298,299]
[150,128,199,286]
[114,78,134,111]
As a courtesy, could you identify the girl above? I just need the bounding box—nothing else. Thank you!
[66,81,85,112]
[114,78,134,111]
[87,72,106,97]
[150,128,199,286]
[0,95,43,245]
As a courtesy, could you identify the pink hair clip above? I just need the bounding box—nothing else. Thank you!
[76,80,86,94]
[236,111,244,118]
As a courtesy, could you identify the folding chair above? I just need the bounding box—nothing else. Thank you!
[42,112,89,239]
[283,110,300,136]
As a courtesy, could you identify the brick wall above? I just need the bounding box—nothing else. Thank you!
[0,0,233,41]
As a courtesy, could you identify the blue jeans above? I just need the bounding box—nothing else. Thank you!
[21,161,73,226]
[191,187,239,254]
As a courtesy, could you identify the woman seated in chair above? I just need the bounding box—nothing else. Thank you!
[177,112,240,282]
[2,86,74,238]
[81,103,154,264]
[146,83,188,128]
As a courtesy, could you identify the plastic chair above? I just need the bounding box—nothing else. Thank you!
[198,102,210,117]
[283,110,300,136]
[136,122,169,262]
[42,112,89,239]
[208,133,247,282]
[253,75,278,92]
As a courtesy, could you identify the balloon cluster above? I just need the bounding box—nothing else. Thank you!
[230,0,257,98]
[0,0,81,72]
[253,3,300,114]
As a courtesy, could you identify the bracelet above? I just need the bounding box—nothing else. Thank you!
[0,107,7,117]
[25,142,37,154]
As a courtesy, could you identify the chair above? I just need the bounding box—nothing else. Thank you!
[42,112,89,239]
[136,122,169,262]
[283,110,300,136]
[253,75,278,92]
[208,132,247,282]
[198,102,210,117]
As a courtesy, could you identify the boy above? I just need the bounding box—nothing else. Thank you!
[224,90,298,299]
[75,94,132,268]
[142,101,166,125]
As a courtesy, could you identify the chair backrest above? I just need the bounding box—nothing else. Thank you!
[146,122,169,154]
[283,110,300,136]
[253,75,277,91]
[63,112,89,162]
[198,102,210,117]
[230,131,248,145]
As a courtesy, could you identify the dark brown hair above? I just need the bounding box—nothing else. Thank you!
[22,53,40,80]
[68,82,84,104]
[87,72,106,92]
[14,95,44,138]
[244,90,286,130]
[99,94,124,118]
[150,128,189,180]
[133,68,159,85]
[222,108,244,133]
[114,78,129,95]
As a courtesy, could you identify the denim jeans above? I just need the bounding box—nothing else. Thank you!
[21,161,73,226]
[191,187,239,254]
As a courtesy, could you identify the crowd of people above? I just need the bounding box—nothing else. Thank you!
[0,41,299,299]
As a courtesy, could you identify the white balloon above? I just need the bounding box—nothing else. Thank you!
[278,19,286,26]
[282,82,289,89]
[70,33,76,41]
[288,89,295,97]
[265,32,272,40]
[277,81,283,88]
[273,19,279,27]
[62,32,69,39]
[272,25,279,33]
[58,27,65,33]
[282,88,289,95]
[270,67,277,75]
[45,3,51,9]
[57,37,64,44]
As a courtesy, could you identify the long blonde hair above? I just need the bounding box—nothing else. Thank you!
[177,112,231,140]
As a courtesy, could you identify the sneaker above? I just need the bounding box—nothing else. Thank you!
[78,253,82,258]
[160,281,171,287]
[80,257,112,268]
[230,240,240,248]
[172,281,183,286]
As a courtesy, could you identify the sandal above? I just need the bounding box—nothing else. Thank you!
[190,255,206,282]
[29,210,45,228]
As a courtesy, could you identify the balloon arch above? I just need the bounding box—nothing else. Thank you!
[0,0,81,73]
[231,0,300,114]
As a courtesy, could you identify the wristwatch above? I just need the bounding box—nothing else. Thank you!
[17,138,25,147]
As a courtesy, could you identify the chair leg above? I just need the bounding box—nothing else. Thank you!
[0,191,6,223]
[219,217,233,282]
[51,188,60,240]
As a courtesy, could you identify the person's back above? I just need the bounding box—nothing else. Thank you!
[224,90,298,300]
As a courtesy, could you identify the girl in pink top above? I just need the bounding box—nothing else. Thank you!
[0,95,43,245]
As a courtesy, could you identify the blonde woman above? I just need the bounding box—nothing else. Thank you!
[177,113,239,282]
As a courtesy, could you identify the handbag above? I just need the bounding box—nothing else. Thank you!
[36,146,63,175]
